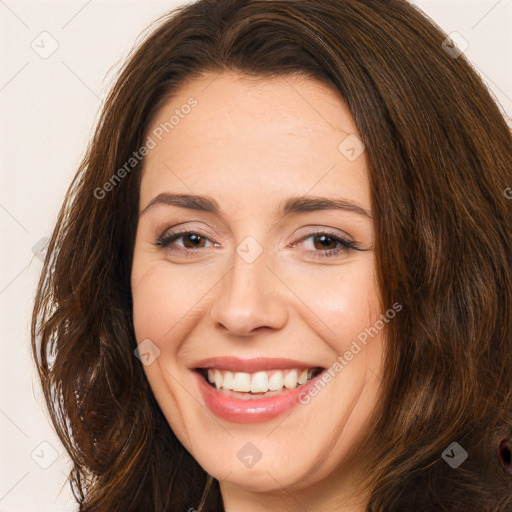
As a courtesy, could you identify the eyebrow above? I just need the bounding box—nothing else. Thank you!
[139,193,372,219]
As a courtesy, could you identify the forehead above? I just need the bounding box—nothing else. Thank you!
[140,71,370,214]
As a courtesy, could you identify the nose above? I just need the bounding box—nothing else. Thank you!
[209,245,288,337]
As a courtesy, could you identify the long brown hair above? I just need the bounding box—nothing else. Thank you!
[31,0,512,510]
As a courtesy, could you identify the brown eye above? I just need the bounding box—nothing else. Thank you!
[155,230,216,252]
[312,234,339,251]
[293,230,360,260]
[182,233,206,249]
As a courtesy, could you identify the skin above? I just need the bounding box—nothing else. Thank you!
[131,71,385,512]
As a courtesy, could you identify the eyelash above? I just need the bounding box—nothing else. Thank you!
[155,228,361,259]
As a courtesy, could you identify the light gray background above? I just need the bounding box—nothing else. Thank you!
[1,1,511,510]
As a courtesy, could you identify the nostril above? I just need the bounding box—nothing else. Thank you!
[497,438,512,475]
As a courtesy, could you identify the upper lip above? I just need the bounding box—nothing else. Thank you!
[192,356,325,372]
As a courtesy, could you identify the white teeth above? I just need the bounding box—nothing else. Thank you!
[223,371,234,390]
[283,369,298,389]
[233,372,251,392]
[268,371,283,391]
[204,368,318,393]
[214,369,223,389]
[251,371,269,393]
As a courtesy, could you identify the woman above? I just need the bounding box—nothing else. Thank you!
[31,0,512,510]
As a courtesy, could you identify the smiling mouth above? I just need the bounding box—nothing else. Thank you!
[195,367,324,398]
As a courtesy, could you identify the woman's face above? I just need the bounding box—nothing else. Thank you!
[131,71,385,498]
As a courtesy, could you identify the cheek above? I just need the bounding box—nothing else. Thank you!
[131,262,173,343]
[131,255,215,346]
[281,255,380,353]
[130,257,204,446]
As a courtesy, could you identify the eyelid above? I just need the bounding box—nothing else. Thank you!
[155,227,218,249]
[155,225,364,260]
[290,229,361,257]
[158,221,219,237]
[290,226,354,245]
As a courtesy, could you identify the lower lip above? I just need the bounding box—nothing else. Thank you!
[193,370,323,423]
